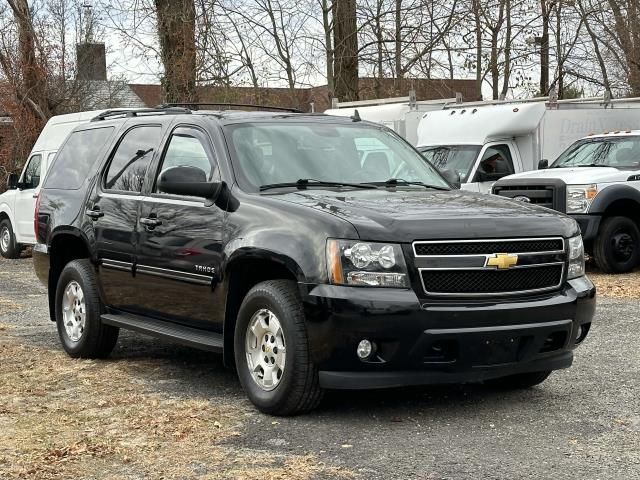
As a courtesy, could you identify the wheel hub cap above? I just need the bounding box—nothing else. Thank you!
[612,231,635,261]
[62,281,86,342]
[0,227,9,253]
[245,309,286,391]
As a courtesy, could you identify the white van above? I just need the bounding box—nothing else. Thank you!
[0,110,101,258]
[416,97,640,193]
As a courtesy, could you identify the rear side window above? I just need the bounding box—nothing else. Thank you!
[44,127,114,190]
[104,126,161,193]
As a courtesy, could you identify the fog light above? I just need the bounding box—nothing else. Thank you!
[357,339,374,360]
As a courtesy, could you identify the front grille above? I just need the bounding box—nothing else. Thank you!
[492,179,567,213]
[414,239,564,256]
[420,265,563,295]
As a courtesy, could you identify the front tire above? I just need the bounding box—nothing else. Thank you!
[55,259,119,358]
[234,280,323,416]
[0,219,21,259]
[593,216,640,273]
[485,370,552,390]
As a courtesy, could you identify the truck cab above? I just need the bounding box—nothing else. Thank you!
[417,98,640,194]
[494,130,640,273]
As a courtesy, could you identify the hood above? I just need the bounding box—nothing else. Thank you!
[503,166,639,184]
[268,188,578,242]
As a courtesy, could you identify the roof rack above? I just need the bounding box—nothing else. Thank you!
[91,107,191,122]
[159,103,303,113]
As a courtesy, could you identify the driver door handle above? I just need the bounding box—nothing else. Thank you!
[85,207,104,220]
[140,217,162,228]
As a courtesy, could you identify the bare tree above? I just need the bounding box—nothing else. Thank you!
[334,0,359,101]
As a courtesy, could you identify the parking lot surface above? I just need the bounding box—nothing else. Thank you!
[1,257,638,479]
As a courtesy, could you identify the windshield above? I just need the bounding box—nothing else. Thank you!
[224,122,450,190]
[419,145,481,182]
[552,136,640,168]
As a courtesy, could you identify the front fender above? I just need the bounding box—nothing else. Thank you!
[223,243,313,283]
[589,184,640,214]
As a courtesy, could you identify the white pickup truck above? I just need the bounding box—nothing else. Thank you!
[0,111,99,258]
[494,130,640,273]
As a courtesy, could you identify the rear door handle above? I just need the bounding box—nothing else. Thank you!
[140,217,162,228]
[86,208,104,220]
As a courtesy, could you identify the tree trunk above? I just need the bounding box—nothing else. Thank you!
[540,0,550,96]
[472,0,483,100]
[333,0,359,101]
[395,0,403,91]
[500,0,512,99]
[322,0,335,100]
[155,0,198,103]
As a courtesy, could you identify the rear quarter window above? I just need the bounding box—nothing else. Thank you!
[44,127,114,190]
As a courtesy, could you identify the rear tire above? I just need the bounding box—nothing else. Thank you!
[486,370,552,390]
[0,219,21,259]
[55,259,119,358]
[234,280,323,416]
[593,216,640,273]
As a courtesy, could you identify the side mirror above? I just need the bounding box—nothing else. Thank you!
[157,166,220,199]
[538,159,549,169]
[441,169,461,189]
[7,173,19,190]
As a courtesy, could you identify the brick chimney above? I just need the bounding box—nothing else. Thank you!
[76,43,107,81]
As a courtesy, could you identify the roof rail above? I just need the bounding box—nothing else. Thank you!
[91,107,191,121]
[160,103,303,113]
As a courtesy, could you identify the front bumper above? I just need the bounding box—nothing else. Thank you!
[301,277,596,390]
[571,214,601,242]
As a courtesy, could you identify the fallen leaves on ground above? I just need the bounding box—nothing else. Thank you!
[0,332,353,480]
[588,270,640,299]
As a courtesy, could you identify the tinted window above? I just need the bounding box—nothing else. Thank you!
[104,126,161,193]
[22,154,42,189]
[44,127,114,190]
[155,130,215,193]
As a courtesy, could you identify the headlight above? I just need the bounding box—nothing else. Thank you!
[566,185,598,213]
[327,239,410,288]
[567,235,585,279]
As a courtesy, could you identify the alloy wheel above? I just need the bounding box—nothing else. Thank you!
[62,281,86,342]
[0,226,10,254]
[245,308,286,391]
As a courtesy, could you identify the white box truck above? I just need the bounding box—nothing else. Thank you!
[325,95,457,145]
[416,97,640,193]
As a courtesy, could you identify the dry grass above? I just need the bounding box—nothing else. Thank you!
[0,333,353,480]
[588,269,640,299]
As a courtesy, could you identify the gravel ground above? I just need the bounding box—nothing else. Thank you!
[0,257,639,479]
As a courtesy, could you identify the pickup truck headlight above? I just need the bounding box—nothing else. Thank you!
[567,235,585,279]
[327,239,410,288]
[566,185,598,214]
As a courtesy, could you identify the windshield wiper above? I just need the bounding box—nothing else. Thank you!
[367,178,449,191]
[260,178,379,192]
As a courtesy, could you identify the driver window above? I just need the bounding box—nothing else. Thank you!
[155,128,217,193]
[476,145,514,179]
[22,154,42,189]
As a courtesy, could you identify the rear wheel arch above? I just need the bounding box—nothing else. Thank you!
[47,230,92,322]
[222,251,304,367]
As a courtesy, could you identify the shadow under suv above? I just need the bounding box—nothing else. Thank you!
[33,106,595,415]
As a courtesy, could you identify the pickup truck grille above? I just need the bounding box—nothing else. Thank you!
[492,179,567,213]
[413,237,566,297]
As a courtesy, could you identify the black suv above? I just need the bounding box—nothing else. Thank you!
[33,106,595,415]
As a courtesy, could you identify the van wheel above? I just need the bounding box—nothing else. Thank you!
[0,219,21,259]
[485,370,552,389]
[234,280,323,416]
[593,216,640,273]
[55,259,119,358]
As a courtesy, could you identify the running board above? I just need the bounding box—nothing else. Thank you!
[101,313,223,352]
